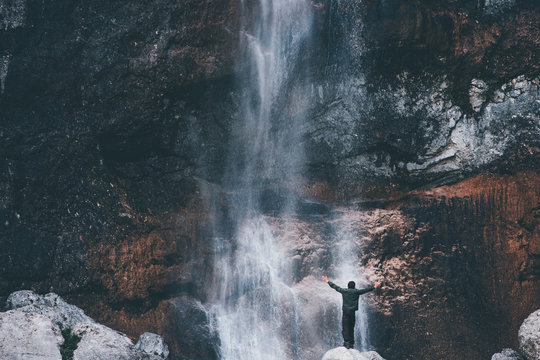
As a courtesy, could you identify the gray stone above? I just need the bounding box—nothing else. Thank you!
[0,310,63,360]
[2,291,168,360]
[308,71,538,189]
[519,309,540,360]
[491,348,524,360]
[0,0,26,30]
[72,322,161,360]
[0,54,9,95]
[7,290,93,329]
[358,351,386,360]
[322,347,385,360]
[469,78,488,112]
[484,0,516,14]
[136,332,169,359]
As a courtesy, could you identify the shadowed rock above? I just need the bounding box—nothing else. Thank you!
[136,332,170,359]
[491,348,524,360]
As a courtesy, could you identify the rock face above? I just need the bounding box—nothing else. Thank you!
[0,291,168,360]
[519,309,540,360]
[0,0,538,359]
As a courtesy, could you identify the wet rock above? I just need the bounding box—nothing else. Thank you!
[518,309,540,360]
[135,332,169,359]
[0,310,63,360]
[491,348,524,360]
[162,296,220,360]
[322,347,385,360]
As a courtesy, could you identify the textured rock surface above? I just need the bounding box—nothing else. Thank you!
[0,0,26,30]
[491,348,524,360]
[1,291,168,360]
[519,309,540,360]
[136,332,170,359]
[322,347,385,360]
[7,290,93,329]
[0,310,63,360]
[0,0,538,359]
[72,322,162,360]
[364,172,540,359]
[264,171,539,360]
[306,72,539,193]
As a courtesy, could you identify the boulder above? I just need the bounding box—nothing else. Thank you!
[491,348,524,360]
[322,347,385,360]
[0,310,63,360]
[136,332,170,359]
[72,322,161,360]
[1,291,168,360]
[7,290,93,329]
[518,309,540,360]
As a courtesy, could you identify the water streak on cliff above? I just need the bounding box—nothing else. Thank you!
[209,0,313,358]
[329,209,371,351]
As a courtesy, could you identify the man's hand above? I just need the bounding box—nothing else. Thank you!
[374,282,382,289]
[322,276,329,283]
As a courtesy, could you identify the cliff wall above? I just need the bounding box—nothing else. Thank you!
[0,0,538,359]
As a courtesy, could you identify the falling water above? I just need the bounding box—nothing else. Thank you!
[210,0,313,359]
[329,209,371,351]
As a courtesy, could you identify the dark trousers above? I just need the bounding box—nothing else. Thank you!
[342,310,355,348]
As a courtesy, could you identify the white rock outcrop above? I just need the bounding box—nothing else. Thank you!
[0,290,169,360]
[519,309,540,360]
[72,322,152,360]
[0,310,63,360]
[322,347,385,360]
[7,290,94,329]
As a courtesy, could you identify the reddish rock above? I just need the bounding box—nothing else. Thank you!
[364,171,540,359]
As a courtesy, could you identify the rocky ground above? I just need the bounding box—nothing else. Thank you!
[0,290,169,360]
[0,0,538,359]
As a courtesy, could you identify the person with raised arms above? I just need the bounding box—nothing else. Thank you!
[322,275,382,349]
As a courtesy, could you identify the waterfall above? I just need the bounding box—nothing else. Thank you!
[205,0,374,358]
[210,0,313,359]
[329,209,371,351]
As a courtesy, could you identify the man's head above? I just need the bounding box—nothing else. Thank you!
[348,281,355,289]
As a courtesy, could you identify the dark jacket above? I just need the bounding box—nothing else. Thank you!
[328,281,374,312]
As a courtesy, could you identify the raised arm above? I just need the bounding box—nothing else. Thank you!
[355,282,382,294]
[322,276,345,293]
[354,285,375,295]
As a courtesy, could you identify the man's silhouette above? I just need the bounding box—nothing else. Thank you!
[322,275,381,349]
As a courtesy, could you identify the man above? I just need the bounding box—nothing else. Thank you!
[322,275,381,349]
